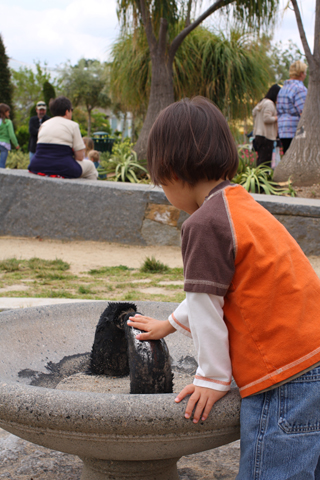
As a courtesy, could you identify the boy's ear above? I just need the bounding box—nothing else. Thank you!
[172,172,179,181]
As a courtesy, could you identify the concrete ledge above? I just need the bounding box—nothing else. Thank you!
[0,170,187,247]
[1,170,320,254]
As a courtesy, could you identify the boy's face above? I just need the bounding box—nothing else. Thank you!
[161,179,199,215]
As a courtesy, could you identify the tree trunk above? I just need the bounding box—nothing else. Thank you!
[134,56,174,159]
[87,109,92,137]
[273,76,320,186]
[122,112,127,140]
[131,112,136,143]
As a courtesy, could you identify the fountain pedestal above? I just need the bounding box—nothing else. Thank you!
[80,457,180,480]
[0,301,240,480]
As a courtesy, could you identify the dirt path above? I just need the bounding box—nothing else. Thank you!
[0,236,183,274]
[1,235,320,278]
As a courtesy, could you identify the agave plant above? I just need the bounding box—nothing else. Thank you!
[109,143,148,183]
[233,164,296,196]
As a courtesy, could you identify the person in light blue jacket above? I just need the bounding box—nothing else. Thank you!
[277,60,308,154]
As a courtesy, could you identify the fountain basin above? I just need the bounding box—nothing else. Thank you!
[0,301,240,479]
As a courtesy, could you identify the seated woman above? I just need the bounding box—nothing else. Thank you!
[28,96,98,180]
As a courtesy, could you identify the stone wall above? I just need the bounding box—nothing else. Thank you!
[1,170,320,254]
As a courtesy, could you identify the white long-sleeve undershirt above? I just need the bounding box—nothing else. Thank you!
[169,292,232,392]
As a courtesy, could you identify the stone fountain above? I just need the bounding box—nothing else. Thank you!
[0,301,240,480]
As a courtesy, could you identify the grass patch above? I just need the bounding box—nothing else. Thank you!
[0,256,184,303]
[78,285,95,295]
[0,258,21,272]
[88,265,132,276]
[48,290,76,299]
[28,257,70,271]
[140,256,170,274]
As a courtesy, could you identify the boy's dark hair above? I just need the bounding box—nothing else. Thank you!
[264,84,281,104]
[49,96,72,117]
[147,96,239,186]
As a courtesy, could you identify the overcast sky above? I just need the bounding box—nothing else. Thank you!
[0,0,315,72]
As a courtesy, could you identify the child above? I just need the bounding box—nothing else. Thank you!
[83,136,94,159]
[0,103,20,168]
[128,96,320,479]
[88,149,100,169]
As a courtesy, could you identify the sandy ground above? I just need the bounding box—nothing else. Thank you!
[1,235,320,279]
[0,236,183,274]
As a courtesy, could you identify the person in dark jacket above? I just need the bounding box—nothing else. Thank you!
[28,101,50,161]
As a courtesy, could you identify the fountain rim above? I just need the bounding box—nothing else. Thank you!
[0,379,240,435]
[0,301,241,438]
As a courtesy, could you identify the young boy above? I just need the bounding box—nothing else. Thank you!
[88,149,100,169]
[128,96,320,479]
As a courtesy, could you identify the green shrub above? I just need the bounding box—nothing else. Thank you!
[112,138,133,157]
[16,125,30,153]
[91,111,112,134]
[108,140,148,183]
[6,150,29,169]
[96,139,148,182]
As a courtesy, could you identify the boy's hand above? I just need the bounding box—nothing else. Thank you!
[175,384,227,423]
[127,315,176,340]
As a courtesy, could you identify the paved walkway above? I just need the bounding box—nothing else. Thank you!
[0,297,104,311]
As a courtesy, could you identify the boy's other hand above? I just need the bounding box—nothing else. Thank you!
[175,384,227,423]
[127,315,176,340]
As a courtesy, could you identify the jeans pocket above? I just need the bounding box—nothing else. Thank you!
[278,369,320,434]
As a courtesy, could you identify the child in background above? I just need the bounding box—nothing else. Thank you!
[127,96,320,479]
[88,149,100,169]
[0,103,20,168]
[83,137,94,160]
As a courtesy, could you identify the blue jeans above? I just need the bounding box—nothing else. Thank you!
[0,145,9,168]
[237,366,320,479]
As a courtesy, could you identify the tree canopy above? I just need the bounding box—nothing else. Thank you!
[42,80,56,108]
[59,58,111,135]
[111,25,272,123]
[0,34,14,115]
[11,62,54,125]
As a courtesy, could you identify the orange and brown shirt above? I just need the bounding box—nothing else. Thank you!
[181,181,320,397]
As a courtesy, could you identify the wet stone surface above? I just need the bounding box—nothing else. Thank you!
[0,428,240,479]
[56,371,195,394]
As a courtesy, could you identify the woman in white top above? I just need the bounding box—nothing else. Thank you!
[28,96,97,180]
[252,84,281,168]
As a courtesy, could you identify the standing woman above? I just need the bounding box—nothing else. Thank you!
[277,60,308,154]
[0,104,19,168]
[252,84,281,167]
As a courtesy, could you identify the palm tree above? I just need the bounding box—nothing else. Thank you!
[116,0,279,158]
[110,28,151,141]
[110,26,272,132]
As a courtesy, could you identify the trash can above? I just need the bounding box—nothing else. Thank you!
[92,132,115,153]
